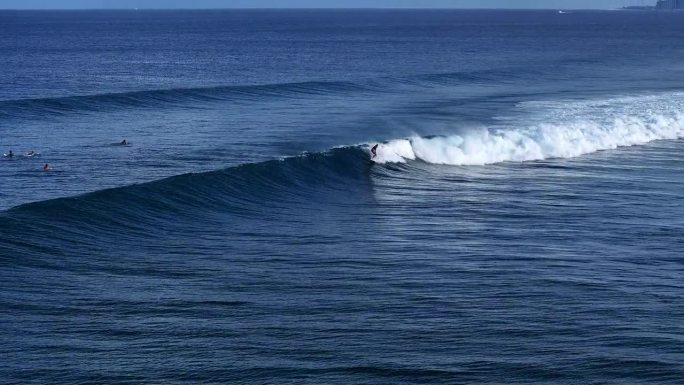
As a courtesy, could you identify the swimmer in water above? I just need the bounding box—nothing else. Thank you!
[120,139,127,145]
[43,163,49,171]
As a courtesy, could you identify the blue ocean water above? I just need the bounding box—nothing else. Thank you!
[1,9,683,384]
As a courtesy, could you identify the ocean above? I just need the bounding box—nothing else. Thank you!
[1,9,683,384]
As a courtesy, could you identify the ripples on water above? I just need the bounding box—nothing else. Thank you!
[1,9,683,384]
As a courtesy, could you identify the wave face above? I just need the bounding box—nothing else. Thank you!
[373,93,684,165]
[0,146,372,250]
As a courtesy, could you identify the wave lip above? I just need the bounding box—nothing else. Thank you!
[373,94,684,165]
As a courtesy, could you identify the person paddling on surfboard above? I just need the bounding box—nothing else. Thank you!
[371,144,378,159]
[43,163,49,171]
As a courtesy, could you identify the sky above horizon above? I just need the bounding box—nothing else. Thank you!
[0,0,644,10]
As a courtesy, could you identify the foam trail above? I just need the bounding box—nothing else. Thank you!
[372,93,684,165]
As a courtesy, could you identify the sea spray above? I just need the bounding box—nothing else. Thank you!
[372,93,684,165]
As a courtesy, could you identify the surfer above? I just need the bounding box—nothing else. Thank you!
[120,139,128,145]
[43,163,49,171]
[7,150,13,158]
[26,150,36,157]
[371,144,378,159]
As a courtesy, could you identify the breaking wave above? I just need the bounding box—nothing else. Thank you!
[2,91,683,252]
[372,93,684,165]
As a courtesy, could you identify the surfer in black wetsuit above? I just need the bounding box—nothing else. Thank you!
[7,150,13,158]
[371,144,378,159]
[120,139,127,145]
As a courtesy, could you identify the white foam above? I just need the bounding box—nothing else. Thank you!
[371,93,684,165]
[373,139,415,163]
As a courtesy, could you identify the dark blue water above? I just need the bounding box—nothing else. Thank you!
[1,9,683,384]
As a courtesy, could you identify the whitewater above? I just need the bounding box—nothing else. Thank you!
[372,93,684,165]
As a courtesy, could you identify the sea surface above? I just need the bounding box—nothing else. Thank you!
[1,9,683,384]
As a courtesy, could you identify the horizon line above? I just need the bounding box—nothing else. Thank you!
[0,7,626,11]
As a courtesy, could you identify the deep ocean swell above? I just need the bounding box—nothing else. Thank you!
[0,67,547,120]
[0,80,372,120]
